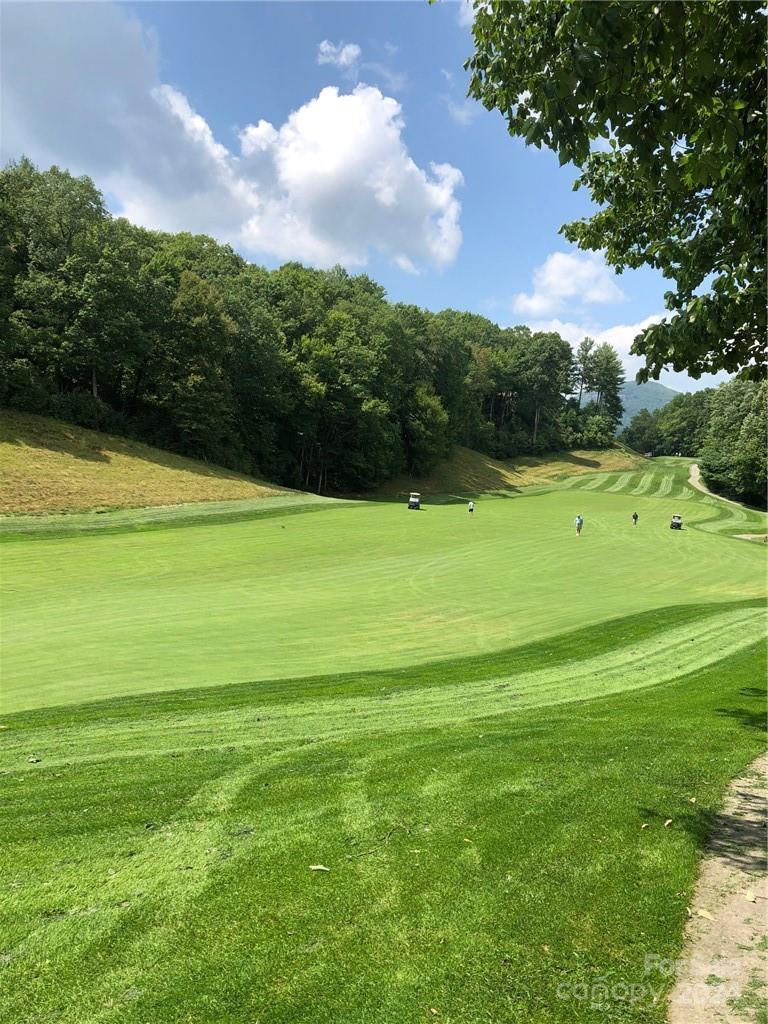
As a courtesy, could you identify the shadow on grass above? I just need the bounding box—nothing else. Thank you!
[640,693,766,875]
[715,705,767,732]
[640,793,766,876]
[0,409,263,482]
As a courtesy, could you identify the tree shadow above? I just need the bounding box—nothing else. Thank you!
[0,409,261,483]
[1,412,112,462]
[552,452,601,469]
[715,703,767,733]
[705,788,767,875]
[639,793,767,876]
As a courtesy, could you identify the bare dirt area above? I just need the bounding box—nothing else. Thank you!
[667,754,768,1024]
[688,464,748,510]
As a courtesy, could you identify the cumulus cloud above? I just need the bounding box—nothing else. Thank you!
[2,3,462,272]
[317,40,361,72]
[527,314,664,354]
[524,312,727,390]
[317,39,407,93]
[513,251,626,317]
[236,86,463,268]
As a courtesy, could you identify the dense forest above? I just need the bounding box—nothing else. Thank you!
[0,160,627,493]
[622,380,767,508]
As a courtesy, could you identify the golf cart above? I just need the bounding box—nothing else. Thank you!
[670,514,683,530]
[408,492,421,510]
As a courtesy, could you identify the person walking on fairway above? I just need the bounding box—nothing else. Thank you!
[467,500,475,516]
[574,514,584,536]
[632,511,639,527]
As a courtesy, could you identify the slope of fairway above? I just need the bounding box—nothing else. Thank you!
[1,611,764,1024]
[0,410,295,514]
[1,451,766,1024]
[374,443,646,500]
[2,457,765,712]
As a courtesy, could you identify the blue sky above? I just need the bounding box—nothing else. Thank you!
[2,1,726,391]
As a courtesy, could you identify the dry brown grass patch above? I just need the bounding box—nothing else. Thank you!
[0,411,291,515]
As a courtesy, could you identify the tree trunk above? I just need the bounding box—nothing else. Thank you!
[91,366,98,399]
[533,403,541,444]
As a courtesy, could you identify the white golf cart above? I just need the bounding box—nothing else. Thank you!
[408,492,421,510]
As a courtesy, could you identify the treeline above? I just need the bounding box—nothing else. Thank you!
[621,381,767,508]
[0,160,624,492]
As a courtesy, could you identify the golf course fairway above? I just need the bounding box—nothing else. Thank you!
[1,456,766,1023]
[2,459,765,712]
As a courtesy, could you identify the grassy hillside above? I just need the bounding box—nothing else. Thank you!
[0,411,293,515]
[374,444,646,500]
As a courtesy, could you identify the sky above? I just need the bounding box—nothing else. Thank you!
[1,0,727,392]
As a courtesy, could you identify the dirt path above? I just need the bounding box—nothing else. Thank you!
[688,464,747,509]
[667,753,768,1023]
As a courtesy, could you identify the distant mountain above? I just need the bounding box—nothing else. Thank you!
[582,379,679,425]
[620,380,679,424]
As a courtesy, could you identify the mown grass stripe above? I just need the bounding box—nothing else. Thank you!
[655,474,674,497]
[606,472,633,493]
[630,472,657,495]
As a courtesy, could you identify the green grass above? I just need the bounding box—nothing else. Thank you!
[2,458,764,712]
[0,619,764,1023]
[0,455,765,1022]
[372,443,646,499]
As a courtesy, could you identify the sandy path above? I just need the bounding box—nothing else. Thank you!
[688,464,748,509]
[667,754,768,1023]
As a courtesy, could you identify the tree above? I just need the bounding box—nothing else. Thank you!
[467,1,767,381]
[2,157,633,491]
[573,337,596,409]
[620,408,662,455]
[153,270,239,462]
[589,343,625,425]
[699,380,767,507]
[578,412,616,449]
[621,388,713,456]
[655,389,712,455]
[512,330,574,449]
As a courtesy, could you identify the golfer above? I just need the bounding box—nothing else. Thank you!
[574,514,584,535]
[632,511,639,527]
[468,500,475,516]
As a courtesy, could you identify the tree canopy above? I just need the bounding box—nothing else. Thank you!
[467,0,767,381]
[1,159,628,491]
[621,379,765,507]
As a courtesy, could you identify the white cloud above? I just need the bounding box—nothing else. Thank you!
[361,62,408,94]
[2,4,463,272]
[457,0,475,29]
[317,40,361,72]
[237,87,463,268]
[526,313,729,391]
[527,314,664,354]
[440,67,480,127]
[317,39,407,93]
[446,99,479,126]
[239,120,279,155]
[513,251,626,317]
